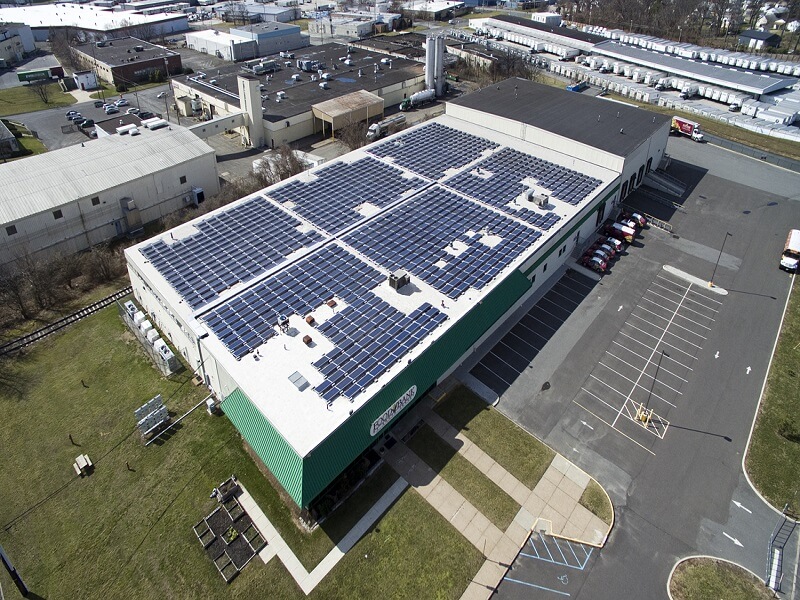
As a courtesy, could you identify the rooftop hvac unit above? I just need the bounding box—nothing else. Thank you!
[133,310,146,325]
[526,190,549,208]
[124,300,137,316]
[388,270,410,290]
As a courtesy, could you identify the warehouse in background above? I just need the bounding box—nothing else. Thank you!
[125,79,668,509]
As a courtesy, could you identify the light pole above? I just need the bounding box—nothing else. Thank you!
[709,232,732,288]
[640,350,669,425]
[678,26,683,43]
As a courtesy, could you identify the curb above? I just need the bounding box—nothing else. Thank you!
[741,273,797,520]
[666,554,772,600]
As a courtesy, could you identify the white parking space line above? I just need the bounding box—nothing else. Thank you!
[642,294,717,322]
[530,302,571,324]
[612,340,694,371]
[623,322,703,356]
[475,361,515,387]
[626,319,705,350]
[514,320,553,345]
[574,396,658,454]
[612,284,692,428]
[523,313,559,334]
[652,281,720,314]
[657,273,724,307]
[605,350,689,383]
[507,330,543,354]
[632,307,708,340]
[539,296,573,316]
[497,340,535,363]
[547,287,582,309]
[687,287,724,307]
[593,366,678,406]
[487,350,523,373]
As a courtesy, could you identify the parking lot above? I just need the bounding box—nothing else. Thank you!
[572,269,722,455]
[470,270,598,396]
[499,532,597,598]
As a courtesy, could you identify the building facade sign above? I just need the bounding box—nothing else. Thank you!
[370,385,417,436]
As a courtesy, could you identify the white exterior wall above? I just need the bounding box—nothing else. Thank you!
[1,154,220,268]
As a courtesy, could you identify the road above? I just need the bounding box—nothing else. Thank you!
[463,136,800,598]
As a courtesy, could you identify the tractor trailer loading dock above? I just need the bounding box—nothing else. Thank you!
[124,79,668,508]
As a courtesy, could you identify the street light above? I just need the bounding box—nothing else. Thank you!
[709,232,732,288]
[678,26,683,43]
[640,350,669,425]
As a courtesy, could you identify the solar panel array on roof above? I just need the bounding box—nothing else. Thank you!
[345,186,542,300]
[445,147,601,219]
[139,197,324,309]
[367,122,499,180]
[200,244,383,359]
[267,157,429,234]
[312,293,446,402]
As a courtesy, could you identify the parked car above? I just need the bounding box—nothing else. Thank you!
[593,242,617,258]
[104,106,119,114]
[621,211,647,228]
[581,255,607,273]
[139,111,154,119]
[126,107,140,115]
[68,113,83,121]
[94,100,105,108]
[597,236,623,253]
[78,119,94,128]
[588,248,613,263]
[156,91,167,99]
[65,110,78,118]
[115,98,130,107]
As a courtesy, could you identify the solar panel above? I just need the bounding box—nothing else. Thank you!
[199,244,383,360]
[344,186,542,300]
[312,297,446,402]
[367,122,499,181]
[139,196,324,309]
[268,157,429,235]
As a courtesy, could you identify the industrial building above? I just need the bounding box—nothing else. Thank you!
[0,128,218,269]
[402,0,466,20]
[0,22,35,67]
[172,42,426,148]
[0,4,188,41]
[125,78,669,508]
[230,23,308,57]
[73,37,182,86]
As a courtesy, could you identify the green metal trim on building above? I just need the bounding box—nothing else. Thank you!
[220,191,615,508]
[523,184,619,277]
[221,388,304,505]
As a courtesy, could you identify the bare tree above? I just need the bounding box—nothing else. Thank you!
[28,81,51,104]
[0,266,33,320]
[252,144,308,186]
[83,244,126,284]
[336,118,369,151]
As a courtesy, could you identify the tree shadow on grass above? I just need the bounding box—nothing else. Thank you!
[0,355,32,401]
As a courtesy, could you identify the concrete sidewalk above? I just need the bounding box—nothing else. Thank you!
[385,393,612,600]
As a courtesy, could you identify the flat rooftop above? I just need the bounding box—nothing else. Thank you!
[491,15,606,45]
[179,42,424,122]
[127,113,618,457]
[449,77,670,158]
[593,40,798,95]
[0,3,186,30]
[354,33,427,60]
[78,36,179,67]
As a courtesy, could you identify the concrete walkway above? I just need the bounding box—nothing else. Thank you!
[237,478,408,595]
[384,394,612,600]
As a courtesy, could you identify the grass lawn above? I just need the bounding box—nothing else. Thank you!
[0,306,482,599]
[289,18,311,31]
[15,134,46,156]
[407,424,520,530]
[579,480,613,525]
[669,557,773,600]
[745,276,800,513]
[434,385,555,489]
[0,83,75,117]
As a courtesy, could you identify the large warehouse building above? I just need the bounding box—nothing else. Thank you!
[1,128,218,269]
[125,78,669,508]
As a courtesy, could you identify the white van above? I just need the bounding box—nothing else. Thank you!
[780,229,800,272]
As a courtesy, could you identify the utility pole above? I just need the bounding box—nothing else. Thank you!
[1,543,29,597]
[709,232,732,288]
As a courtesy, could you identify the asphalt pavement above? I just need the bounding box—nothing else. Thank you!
[462,137,800,599]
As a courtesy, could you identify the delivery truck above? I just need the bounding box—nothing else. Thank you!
[399,89,436,111]
[670,116,704,142]
[780,229,800,272]
[366,114,406,141]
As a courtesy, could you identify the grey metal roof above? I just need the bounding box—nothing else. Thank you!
[448,78,670,158]
[593,40,797,95]
[0,128,215,224]
[492,15,606,44]
[739,30,781,41]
